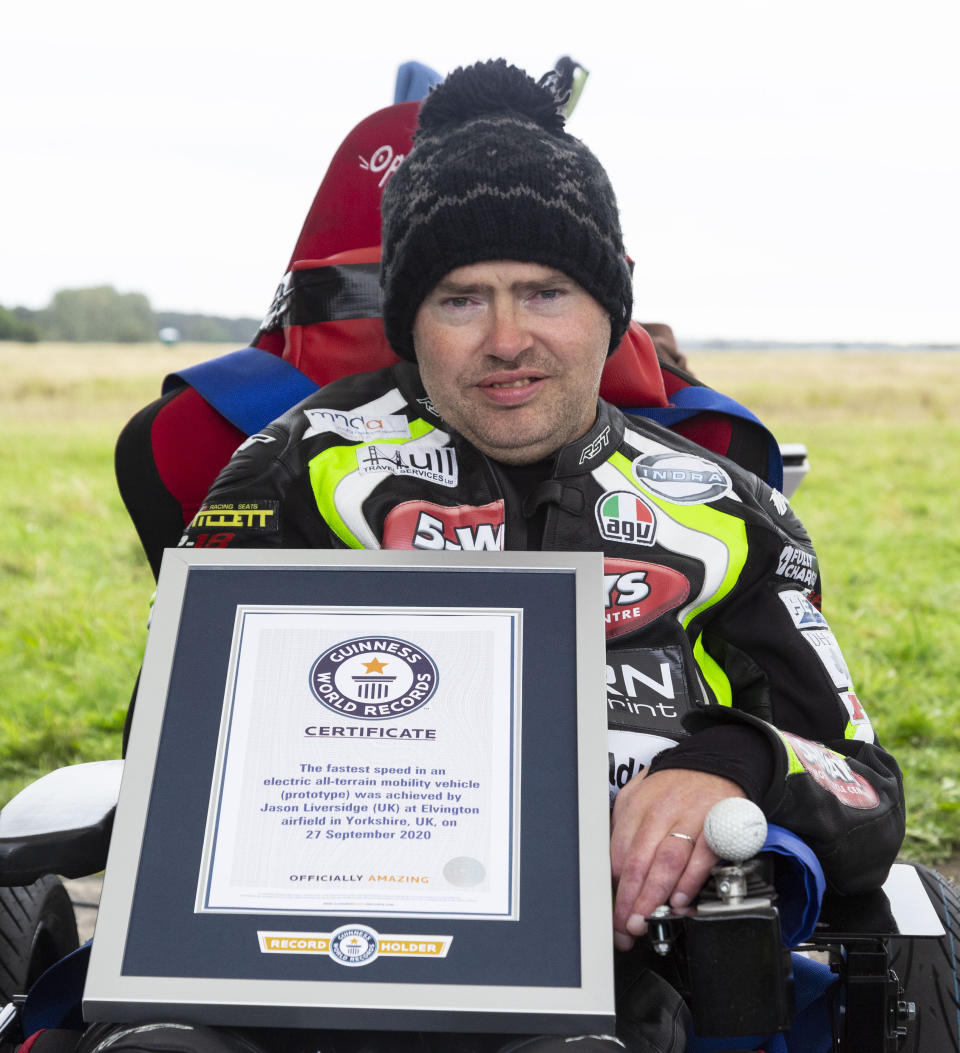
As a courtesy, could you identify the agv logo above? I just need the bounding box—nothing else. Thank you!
[595,491,657,546]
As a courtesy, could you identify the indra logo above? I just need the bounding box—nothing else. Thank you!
[633,453,732,505]
[595,491,657,546]
[310,637,438,720]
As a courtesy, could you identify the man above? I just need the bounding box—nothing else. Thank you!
[178,59,904,1051]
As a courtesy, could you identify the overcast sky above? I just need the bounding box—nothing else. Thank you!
[3,0,958,344]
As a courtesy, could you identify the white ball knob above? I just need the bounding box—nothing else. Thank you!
[703,798,768,863]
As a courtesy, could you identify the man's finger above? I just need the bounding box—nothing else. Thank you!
[615,829,696,934]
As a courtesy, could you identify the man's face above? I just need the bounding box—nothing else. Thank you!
[412,261,611,465]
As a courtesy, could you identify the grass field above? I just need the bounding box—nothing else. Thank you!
[1,341,958,863]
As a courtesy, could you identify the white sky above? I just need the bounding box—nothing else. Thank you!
[3,0,958,344]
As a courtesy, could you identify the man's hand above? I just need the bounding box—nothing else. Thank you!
[610,768,747,951]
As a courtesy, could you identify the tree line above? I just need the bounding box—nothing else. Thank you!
[0,286,260,344]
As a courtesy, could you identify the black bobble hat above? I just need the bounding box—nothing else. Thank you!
[379,58,633,361]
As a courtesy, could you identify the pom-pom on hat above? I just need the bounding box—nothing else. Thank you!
[380,58,633,361]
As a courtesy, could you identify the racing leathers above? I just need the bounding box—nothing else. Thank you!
[180,361,904,892]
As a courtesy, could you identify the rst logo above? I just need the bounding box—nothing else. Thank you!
[382,501,505,551]
[603,558,691,639]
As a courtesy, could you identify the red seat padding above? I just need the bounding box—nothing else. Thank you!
[285,103,420,265]
[151,387,245,524]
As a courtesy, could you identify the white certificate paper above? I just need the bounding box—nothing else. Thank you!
[197,606,521,919]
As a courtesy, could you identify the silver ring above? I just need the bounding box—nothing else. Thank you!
[669,832,696,844]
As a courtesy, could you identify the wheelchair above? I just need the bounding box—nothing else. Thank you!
[2,60,956,1053]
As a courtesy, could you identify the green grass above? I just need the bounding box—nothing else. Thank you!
[1,343,958,863]
[695,350,960,862]
[0,343,226,800]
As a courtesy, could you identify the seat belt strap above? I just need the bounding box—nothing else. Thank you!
[163,346,319,436]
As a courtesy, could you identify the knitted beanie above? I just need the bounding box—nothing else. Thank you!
[380,58,633,361]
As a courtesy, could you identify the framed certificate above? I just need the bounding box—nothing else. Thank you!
[85,549,613,1034]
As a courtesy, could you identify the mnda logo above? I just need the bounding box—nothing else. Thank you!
[595,491,657,546]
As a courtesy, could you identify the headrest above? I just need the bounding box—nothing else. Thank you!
[272,99,667,409]
[286,102,420,265]
[268,249,668,409]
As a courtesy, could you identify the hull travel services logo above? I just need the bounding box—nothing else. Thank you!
[310,637,439,720]
[595,491,657,546]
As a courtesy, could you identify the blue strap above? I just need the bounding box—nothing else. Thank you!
[628,386,784,492]
[21,940,91,1033]
[163,347,319,436]
[763,824,826,947]
[394,61,443,103]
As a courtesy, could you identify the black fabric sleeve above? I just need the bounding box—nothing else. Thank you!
[648,722,775,805]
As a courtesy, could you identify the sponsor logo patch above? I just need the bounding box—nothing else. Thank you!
[783,732,880,809]
[779,590,827,629]
[310,637,438,720]
[605,646,692,735]
[840,691,875,740]
[357,445,458,487]
[776,545,818,589]
[804,628,854,690]
[596,491,657,546]
[633,453,732,505]
[417,396,441,419]
[177,531,236,549]
[579,425,610,464]
[258,925,452,963]
[769,489,790,516]
[186,502,279,533]
[608,731,679,802]
[359,143,406,187]
[382,501,505,551]
[603,558,691,639]
[235,433,276,454]
[303,408,411,442]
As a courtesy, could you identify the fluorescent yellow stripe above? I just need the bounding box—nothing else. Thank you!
[607,451,749,702]
[307,420,434,548]
[693,634,733,706]
[607,451,748,626]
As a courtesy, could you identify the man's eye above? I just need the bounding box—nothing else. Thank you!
[536,288,563,301]
[445,296,472,308]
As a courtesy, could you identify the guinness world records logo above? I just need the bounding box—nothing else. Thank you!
[309,636,438,720]
[329,924,379,966]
